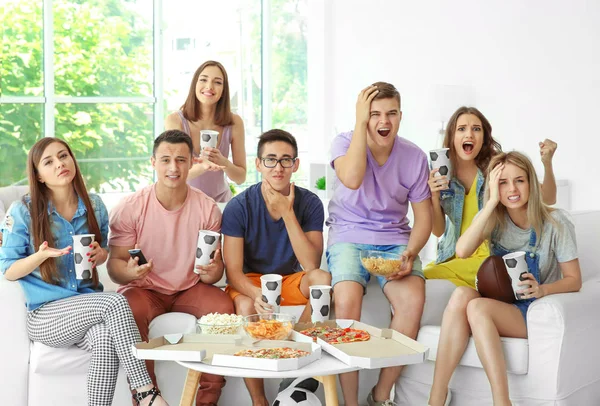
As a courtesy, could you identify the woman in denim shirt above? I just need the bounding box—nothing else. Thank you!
[423,106,558,287]
[0,138,168,406]
[427,152,581,406]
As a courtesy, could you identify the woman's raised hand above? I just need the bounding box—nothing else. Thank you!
[38,241,71,259]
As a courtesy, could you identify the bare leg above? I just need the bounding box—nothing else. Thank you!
[234,295,269,406]
[372,276,425,402]
[332,281,364,406]
[298,269,332,323]
[467,298,527,406]
[429,286,481,406]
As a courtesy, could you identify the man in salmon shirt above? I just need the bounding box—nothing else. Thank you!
[107,129,233,406]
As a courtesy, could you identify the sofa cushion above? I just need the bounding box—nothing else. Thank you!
[0,185,29,211]
[417,325,529,375]
[30,341,90,375]
[421,279,456,326]
[30,312,198,375]
[148,312,197,338]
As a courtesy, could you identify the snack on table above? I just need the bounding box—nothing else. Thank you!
[299,326,345,342]
[361,256,402,277]
[234,347,310,359]
[197,313,244,334]
[244,318,293,340]
[300,326,370,344]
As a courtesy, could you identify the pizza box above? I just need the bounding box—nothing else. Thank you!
[132,333,321,372]
[292,319,429,369]
[132,333,208,362]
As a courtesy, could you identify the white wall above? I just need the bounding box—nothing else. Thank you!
[320,0,600,211]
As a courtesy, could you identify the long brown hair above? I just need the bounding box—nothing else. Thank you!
[180,60,233,126]
[25,138,100,286]
[483,151,555,240]
[443,106,502,175]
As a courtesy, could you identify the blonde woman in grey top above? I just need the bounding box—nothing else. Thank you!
[428,151,581,406]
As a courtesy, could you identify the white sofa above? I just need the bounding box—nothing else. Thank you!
[396,210,600,406]
[3,184,599,406]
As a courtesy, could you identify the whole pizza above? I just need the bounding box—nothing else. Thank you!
[300,326,370,344]
[233,347,310,359]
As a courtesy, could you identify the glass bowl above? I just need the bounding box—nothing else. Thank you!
[360,250,403,277]
[196,322,243,335]
[196,313,244,335]
[243,313,296,340]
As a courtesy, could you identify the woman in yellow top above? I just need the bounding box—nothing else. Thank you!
[424,106,558,287]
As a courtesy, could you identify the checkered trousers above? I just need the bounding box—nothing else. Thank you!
[26,292,152,406]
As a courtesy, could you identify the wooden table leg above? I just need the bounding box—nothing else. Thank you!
[179,369,202,406]
[314,375,339,406]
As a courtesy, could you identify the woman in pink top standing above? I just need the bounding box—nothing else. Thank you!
[165,60,246,202]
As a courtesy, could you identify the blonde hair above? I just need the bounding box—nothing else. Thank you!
[483,151,555,240]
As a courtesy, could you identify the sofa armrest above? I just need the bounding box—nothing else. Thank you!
[526,279,600,394]
[0,275,30,405]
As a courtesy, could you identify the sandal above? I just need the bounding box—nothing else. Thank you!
[133,387,161,406]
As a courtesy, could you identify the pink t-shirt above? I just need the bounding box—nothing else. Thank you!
[109,184,221,295]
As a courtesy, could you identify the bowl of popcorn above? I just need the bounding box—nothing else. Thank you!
[243,313,296,340]
[360,250,403,277]
[196,313,244,335]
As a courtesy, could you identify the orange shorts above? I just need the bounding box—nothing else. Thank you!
[225,272,308,306]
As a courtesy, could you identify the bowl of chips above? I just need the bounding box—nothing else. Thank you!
[360,250,403,277]
[243,313,296,340]
[197,313,244,335]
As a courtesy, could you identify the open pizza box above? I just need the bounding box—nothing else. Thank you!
[292,319,429,369]
[132,333,322,372]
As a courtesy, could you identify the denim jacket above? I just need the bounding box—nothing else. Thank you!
[0,194,108,311]
[435,169,485,264]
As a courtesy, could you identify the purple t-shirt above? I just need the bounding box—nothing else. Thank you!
[326,131,430,246]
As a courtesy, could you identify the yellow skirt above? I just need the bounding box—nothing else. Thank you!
[423,255,488,288]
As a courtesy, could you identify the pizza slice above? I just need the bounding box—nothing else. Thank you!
[326,327,370,344]
[300,326,345,342]
[233,347,310,359]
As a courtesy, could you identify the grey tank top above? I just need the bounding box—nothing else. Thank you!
[177,110,233,202]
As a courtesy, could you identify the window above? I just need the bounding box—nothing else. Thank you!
[163,0,263,190]
[1,0,310,193]
[1,0,154,192]
[174,38,195,51]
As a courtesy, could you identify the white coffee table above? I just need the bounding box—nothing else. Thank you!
[177,353,359,406]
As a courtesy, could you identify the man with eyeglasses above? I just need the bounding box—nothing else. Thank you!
[222,129,330,406]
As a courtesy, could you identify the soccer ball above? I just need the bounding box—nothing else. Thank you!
[273,378,321,406]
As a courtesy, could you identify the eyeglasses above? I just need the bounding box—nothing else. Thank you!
[260,157,297,168]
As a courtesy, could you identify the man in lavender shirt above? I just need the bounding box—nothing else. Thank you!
[326,82,432,406]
